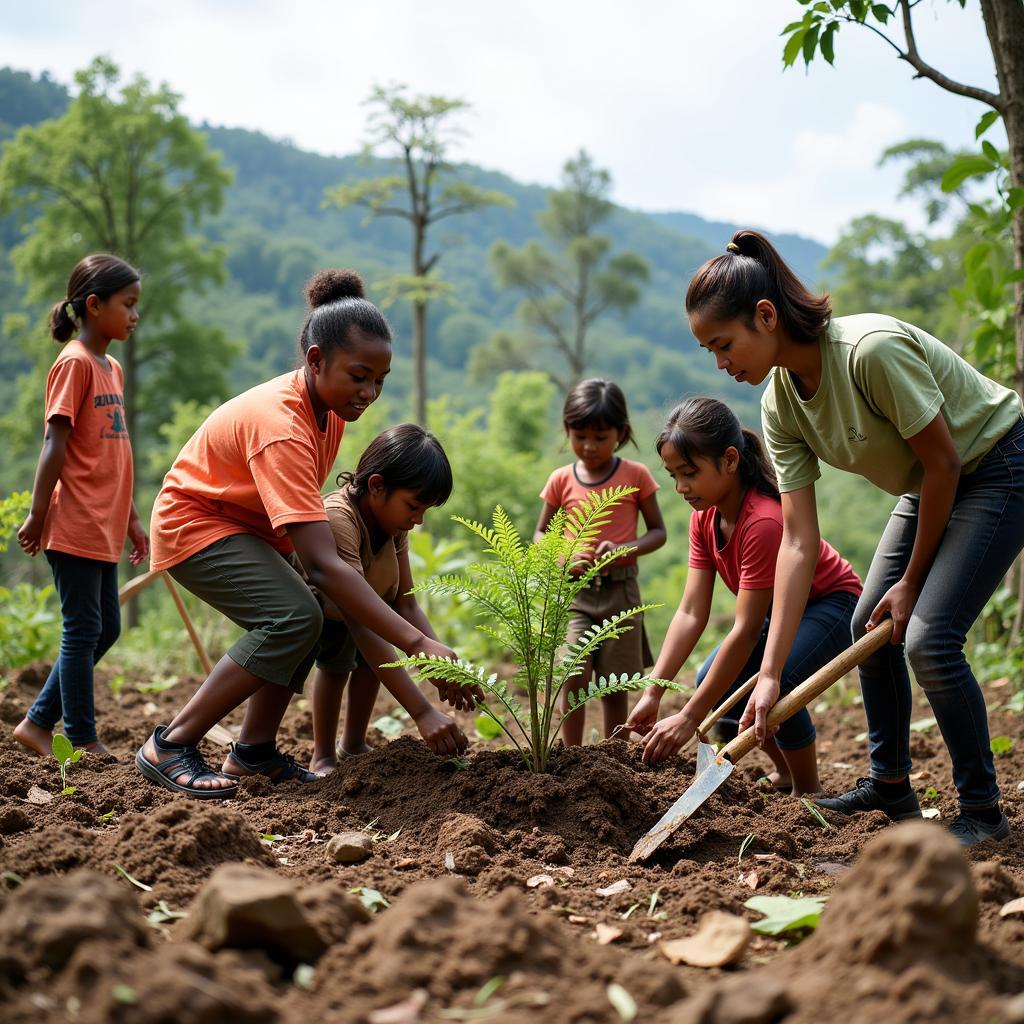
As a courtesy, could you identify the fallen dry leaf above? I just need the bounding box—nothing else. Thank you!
[909,770,930,781]
[743,871,760,890]
[594,922,623,945]
[205,724,236,747]
[368,989,428,1024]
[661,911,750,968]
[25,786,53,805]
[921,808,941,820]
[999,896,1024,918]
[596,879,631,897]
[568,915,589,925]
[753,853,778,861]
[551,865,575,878]
[394,858,417,870]
[527,874,555,889]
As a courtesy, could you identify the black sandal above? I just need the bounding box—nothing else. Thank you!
[135,726,238,800]
[223,743,318,784]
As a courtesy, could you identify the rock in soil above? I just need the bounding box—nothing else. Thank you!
[325,831,374,863]
[181,862,326,966]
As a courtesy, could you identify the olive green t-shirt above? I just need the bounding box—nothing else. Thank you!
[321,488,409,621]
[761,314,1022,496]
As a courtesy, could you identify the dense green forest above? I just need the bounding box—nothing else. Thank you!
[0,66,827,439]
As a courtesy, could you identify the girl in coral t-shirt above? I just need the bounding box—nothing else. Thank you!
[536,378,667,744]
[15,254,149,759]
[136,271,468,799]
[627,397,861,795]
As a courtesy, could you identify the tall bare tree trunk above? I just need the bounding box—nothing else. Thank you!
[413,299,427,427]
[981,0,1024,638]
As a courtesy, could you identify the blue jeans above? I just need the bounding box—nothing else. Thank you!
[855,417,1024,810]
[26,551,120,745]
[698,589,860,750]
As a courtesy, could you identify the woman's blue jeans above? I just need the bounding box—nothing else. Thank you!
[26,551,120,745]
[698,589,860,750]
[854,417,1024,810]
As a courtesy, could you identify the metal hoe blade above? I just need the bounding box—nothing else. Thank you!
[628,741,734,863]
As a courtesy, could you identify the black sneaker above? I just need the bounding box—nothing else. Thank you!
[815,778,922,822]
[948,810,1010,847]
[224,744,318,784]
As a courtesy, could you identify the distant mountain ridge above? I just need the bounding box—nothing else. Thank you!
[0,66,830,419]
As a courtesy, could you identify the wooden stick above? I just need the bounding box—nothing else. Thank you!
[118,568,162,606]
[675,672,760,757]
[161,572,214,676]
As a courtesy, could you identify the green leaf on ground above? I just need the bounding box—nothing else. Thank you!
[349,886,390,913]
[474,715,504,740]
[372,715,404,738]
[744,894,828,935]
[991,736,1014,756]
[114,865,153,892]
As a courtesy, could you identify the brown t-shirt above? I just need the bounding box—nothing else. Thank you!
[321,488,409,621]
[40,341,134,562]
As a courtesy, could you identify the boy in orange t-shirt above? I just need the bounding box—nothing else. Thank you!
[15,255,149,759]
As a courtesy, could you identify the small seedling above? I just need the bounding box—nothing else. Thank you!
[98,809,116,823]
[991,735,1014,756]
[922,787,940,801]
[647,890,662,918]
[51,734,83,795]
[108,674,126,699]
[114,865,153,892]
[738,832,757,863]
[349,886,389,913]
[443,756,472,771]
[620,902,641,920]
[135,675,178,694]
[259,833,286,845]
[2,871,24,888]
[474,976,505,1008]
[801,797,836,831]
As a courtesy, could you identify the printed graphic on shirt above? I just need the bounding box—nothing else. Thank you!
[95,392,129,440]
[847,426,867,442]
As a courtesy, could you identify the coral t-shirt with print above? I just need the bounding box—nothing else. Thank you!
[40,341,134,563]
[150,370,344,571]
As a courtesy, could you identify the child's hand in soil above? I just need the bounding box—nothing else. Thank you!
[641,709,698,765]
[626,690,663,735]
[413,706,468,756]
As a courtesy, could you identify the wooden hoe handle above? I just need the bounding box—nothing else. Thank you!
[720,619,894,765]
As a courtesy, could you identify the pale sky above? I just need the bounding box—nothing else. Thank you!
[1,0,1000,244]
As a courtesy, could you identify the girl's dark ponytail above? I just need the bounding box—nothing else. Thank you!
[337,423,453,506]
[49,299,79,343]
[738,426,781,501]
[52,254,140,344]
[656,397,779,501]
[686,229,831,346]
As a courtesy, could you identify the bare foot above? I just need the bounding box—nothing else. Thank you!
[337,741,373,757]
[309,753,339,776]
[757,771,793,792]
[140,735,235,791]
[83,740,119,761]
[13,718,51,757]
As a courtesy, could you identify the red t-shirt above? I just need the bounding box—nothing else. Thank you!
[540,458,660,567]
[40,341,134,563]
[688,488,861,599]
[151,370,344,571]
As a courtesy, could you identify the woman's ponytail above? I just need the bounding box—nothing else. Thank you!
[52,254,140,344]
[686,229,831,346]
[738,426,780,501]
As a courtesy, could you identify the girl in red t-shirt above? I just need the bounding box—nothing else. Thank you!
[627,397,861,794]
[14,254,149,759]
[536,379,666,744]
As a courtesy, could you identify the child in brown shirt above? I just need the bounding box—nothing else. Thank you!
[310,423,478,774]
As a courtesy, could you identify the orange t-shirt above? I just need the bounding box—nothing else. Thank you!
[150,370,344,571]
[539,458,660,567]
[40,341,133,563]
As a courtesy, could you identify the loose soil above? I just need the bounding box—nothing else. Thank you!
[1,662,1022,1023]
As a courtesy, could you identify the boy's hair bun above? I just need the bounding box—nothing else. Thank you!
[306,269,365,308]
